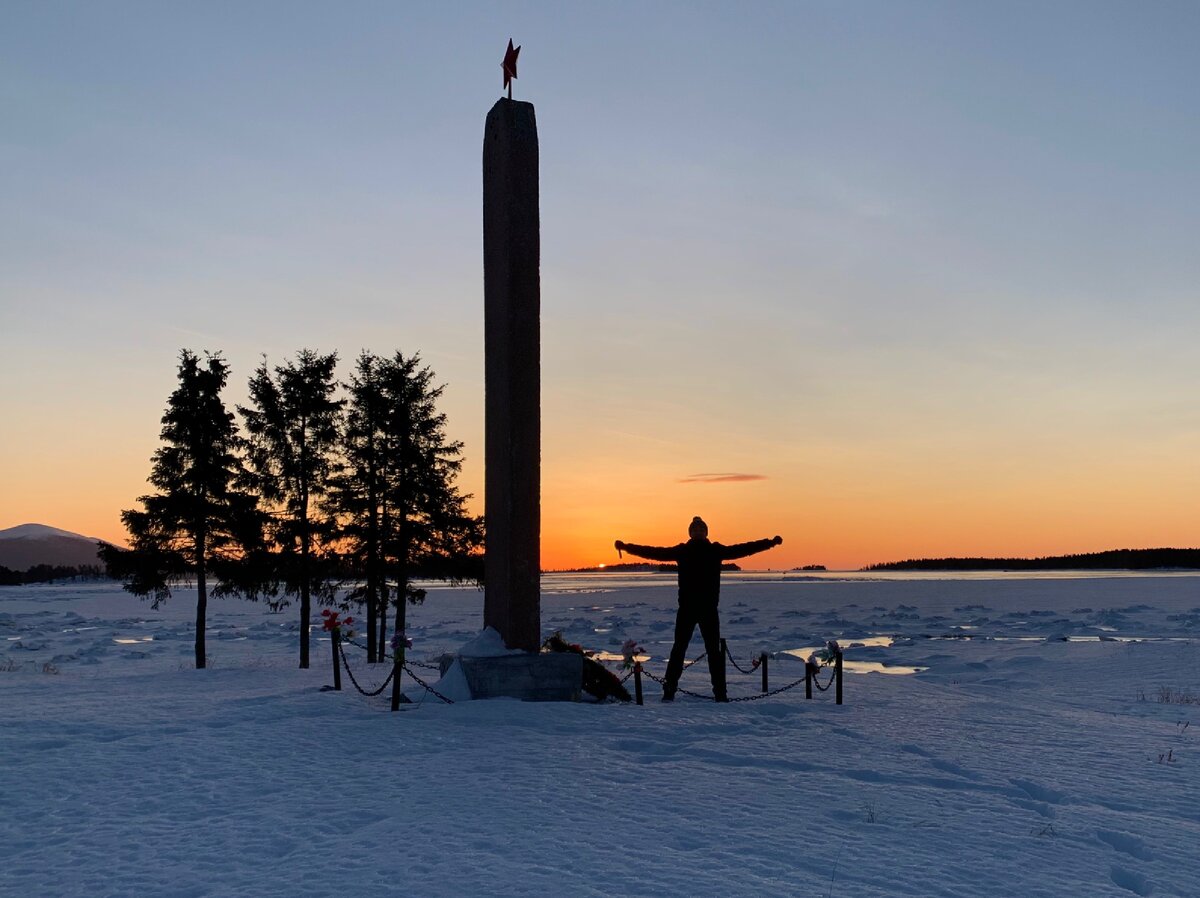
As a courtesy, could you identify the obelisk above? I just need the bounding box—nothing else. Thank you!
[482,97,540,651]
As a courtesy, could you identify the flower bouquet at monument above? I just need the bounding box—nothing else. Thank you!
[542,632,632,703]
[320,609,354,640]
[808,639,840,672]
[620,638,644,671]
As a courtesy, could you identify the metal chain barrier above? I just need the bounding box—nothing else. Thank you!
[606,649,704,685]
[344,637,442,671]
[810,667,838,692]
[723,643,758,675]
[340,635,835,706]
[608,642,843,704]
[401,662,455,704]
[338,641,397,697]
[728,675,809,702]
[340,637,453,703]
[640,664,814,702]
[640,667,718,700]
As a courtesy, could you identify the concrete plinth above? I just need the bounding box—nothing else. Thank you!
[440,653,582,702]
[483,97,541,652]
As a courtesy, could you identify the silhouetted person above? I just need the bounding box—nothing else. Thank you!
[615,517,782,701]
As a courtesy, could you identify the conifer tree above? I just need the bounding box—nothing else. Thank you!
[101,350,262,669]
[332,352,389,661]
[239,350,344,669]
[333,351,482,662]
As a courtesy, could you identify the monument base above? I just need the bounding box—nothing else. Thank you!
[438,652,582,702]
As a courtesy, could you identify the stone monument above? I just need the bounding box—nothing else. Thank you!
[482,41,542,653]
[439,41,582,701]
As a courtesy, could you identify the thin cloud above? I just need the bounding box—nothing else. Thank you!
[679,473,767,484]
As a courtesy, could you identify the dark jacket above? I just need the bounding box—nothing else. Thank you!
[621,537,775,609]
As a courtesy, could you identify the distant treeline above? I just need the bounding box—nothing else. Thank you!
[864,548,1200,571]
[0,564,110,586]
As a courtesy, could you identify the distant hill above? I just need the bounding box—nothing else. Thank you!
[863,548,1200,571]
[0,523,106,571]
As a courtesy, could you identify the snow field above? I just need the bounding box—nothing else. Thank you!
[2,575,1198,897]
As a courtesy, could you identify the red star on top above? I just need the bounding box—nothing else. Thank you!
[502,38,520,99]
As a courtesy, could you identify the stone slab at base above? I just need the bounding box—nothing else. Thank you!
[440,653,582,702]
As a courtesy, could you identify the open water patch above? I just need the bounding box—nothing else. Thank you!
[780,645,926,675]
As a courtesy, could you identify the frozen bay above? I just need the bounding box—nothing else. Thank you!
[2,573,1198,896]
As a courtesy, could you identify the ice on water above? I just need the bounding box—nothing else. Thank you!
[2,572,1198,897]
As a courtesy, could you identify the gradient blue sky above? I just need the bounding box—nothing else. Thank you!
[3,2,1199,568]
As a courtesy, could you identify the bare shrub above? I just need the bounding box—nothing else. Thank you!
[1156,686,1198,705]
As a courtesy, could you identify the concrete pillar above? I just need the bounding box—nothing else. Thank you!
[482,98,540,651]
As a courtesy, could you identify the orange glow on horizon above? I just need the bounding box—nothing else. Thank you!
[5,423,1199,572]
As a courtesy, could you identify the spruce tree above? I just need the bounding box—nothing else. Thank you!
[377,351,482,649]
[332,352,389,661]
[333,351,482,662]
[101,350,262,669]
[239,350,344,669]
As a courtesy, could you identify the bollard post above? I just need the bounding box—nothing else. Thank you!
[332,629,342,691]
[634,661,643,706]
[835,649,843,705]
[805,661,813,699]
[390,642,404,711]
[761,653,769,694]
[720,638,728,686]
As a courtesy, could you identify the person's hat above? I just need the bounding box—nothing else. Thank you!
[688,516,709,538]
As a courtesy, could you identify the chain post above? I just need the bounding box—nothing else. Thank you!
[634,661,643,706]
[835,648,843,705]
[331,630,342,691]
[390,641,405,711]
[720,638,728,687]
[806,661,813,699]
[760,652,768,694]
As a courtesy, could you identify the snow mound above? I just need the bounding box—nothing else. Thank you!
[455,626,525,658]
[429,658,473,702]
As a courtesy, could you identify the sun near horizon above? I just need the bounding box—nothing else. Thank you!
[4,474,1198,574]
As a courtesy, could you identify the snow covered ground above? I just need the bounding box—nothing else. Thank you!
[2,572,1198,897]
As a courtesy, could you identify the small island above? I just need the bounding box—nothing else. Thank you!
[863,548,1200,571]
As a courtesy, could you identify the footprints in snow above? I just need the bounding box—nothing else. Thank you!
[1100,831,1155,896]
[1097,829,1152,861]
[1008,777,1065,820]
[899,743,981,783]
[1109,865,1154,896]
[1004,781,1158,895]
[928,758,980,780]
[1009,777,1067,805]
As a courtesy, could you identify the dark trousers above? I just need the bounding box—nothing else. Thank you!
[664,604,726,699]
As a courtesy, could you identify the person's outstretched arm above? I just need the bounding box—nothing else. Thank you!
[719,535,783,561]
[614,540,683,563]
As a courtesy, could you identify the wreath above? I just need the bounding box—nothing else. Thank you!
[542,632,632,703]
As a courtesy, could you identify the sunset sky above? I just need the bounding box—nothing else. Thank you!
[3,2,1199,570]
